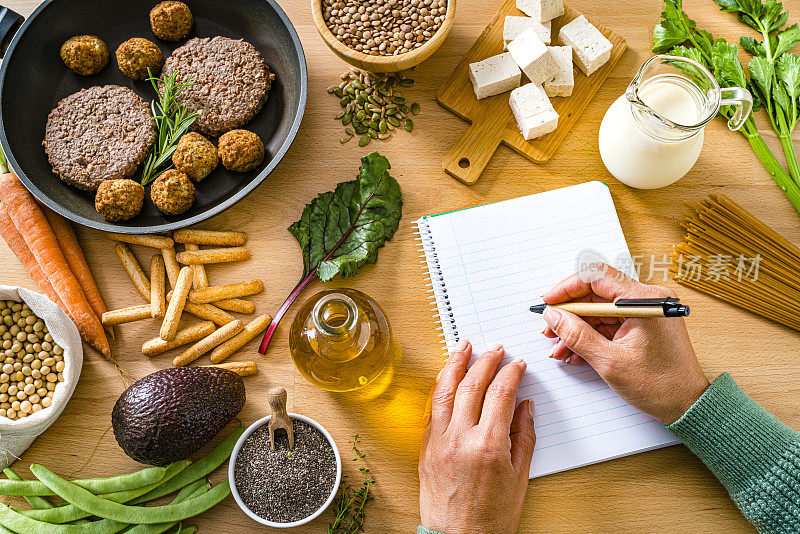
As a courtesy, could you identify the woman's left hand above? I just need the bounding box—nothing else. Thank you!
[418,340,536,534]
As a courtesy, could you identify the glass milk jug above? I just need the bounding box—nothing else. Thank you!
[289,289,397,393]
[598,55,752,189]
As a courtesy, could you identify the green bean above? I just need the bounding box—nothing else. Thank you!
[122,481,210,534]
[0,466,167,496]
[172,479,209,502]
[132,421,243,504]
[0,502,128,533]
[18,460,191,524]
[30,464,230,524]
[4,468,53,509]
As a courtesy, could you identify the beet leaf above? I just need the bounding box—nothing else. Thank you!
[259,152,402,353]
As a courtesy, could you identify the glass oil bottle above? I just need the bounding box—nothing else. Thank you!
[289,288,398,393]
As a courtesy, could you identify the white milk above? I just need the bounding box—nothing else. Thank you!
[598,81,703,189]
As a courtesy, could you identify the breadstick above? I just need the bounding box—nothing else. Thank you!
[180,247,255,312]
[160,266,192,341]
[176,247,251,265]
[189,279,264,304]
[115,243,150,300]
[168,290,236,325]
[142,321,216,357]
[173,229,247,247]
[210,313,271,363]
[150,255,166,319]
[107,232,174,249]
[184,244,209,289]
[161,247,181,289]
[201,361,258,377]
[214,298,256,314]
[102,304,153,326]
[182,302,237,326]
[173,319,243,366]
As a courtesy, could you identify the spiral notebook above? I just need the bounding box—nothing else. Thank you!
[416,181,679,478]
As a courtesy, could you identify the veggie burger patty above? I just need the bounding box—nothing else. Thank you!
[43,85,156,191]
[162,36,274,137]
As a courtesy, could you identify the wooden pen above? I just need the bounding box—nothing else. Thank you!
[530,298,690,318]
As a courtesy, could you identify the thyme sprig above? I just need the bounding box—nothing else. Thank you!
[328,435,374,534]
[141,69,199,185]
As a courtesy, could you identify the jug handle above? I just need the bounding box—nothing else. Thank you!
[720,86,753,131]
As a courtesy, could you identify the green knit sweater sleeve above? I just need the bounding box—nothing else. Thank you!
[666,372,800,533]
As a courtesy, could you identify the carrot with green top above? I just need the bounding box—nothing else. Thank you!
[0,171,110,357]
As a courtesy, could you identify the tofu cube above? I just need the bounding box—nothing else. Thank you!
[516,0,564,22]
[558,15,612,76]
[468,52,522,100]
[503,16,551,48]
[509,83,559,140]
[507,27,559,84]
[544,46,574,97]
[519,110,560,139]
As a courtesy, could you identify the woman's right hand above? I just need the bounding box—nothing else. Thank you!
[541,263,710,425]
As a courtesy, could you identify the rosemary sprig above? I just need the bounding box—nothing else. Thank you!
[328,434,375,534]
[141,68,199,185]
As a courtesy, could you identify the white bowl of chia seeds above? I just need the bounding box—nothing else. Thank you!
[229,413,342,528]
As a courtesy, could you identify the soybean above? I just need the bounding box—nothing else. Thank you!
[0,300,64,419]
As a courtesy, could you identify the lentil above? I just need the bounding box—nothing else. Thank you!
[0,300,64,420]
[322,0,447,56]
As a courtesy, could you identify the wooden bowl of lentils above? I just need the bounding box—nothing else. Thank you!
[312,0,455,72]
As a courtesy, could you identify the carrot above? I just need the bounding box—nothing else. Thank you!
[41,206,109,321]
[0,204,66,311]
[0,173,110,357]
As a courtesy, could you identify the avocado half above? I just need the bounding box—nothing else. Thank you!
[112,367,245,465]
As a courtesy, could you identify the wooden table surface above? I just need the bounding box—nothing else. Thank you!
[2,0,799,532]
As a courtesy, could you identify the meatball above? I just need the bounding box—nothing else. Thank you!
[60,35,109,75]
[151,170,195,215]
[218,130,265,173]
[150,1,193,41]
[172,132,218,181]
[116,38,164,80]
[95,179,144,222]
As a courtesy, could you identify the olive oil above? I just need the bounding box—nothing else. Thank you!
[289,289,397,393]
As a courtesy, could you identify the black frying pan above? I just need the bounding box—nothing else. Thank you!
[0,0,307,234]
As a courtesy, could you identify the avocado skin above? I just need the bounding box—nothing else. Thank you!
[112,367,245,466]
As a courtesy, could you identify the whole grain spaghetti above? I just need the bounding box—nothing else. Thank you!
[670,194,800,331]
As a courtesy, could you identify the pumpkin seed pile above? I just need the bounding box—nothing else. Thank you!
[329,68,420,146]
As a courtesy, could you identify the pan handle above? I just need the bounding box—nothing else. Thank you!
[0,6,23,57]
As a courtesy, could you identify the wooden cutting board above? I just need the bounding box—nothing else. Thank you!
[437,1,627,184]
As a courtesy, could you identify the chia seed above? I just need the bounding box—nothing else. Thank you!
[234,419,337,523]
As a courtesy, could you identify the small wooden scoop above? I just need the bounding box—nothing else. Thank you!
[267,386,294,451]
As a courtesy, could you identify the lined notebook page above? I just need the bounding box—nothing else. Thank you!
[417,182,678,478]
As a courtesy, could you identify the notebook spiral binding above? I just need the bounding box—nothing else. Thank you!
[415,218,458,357]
